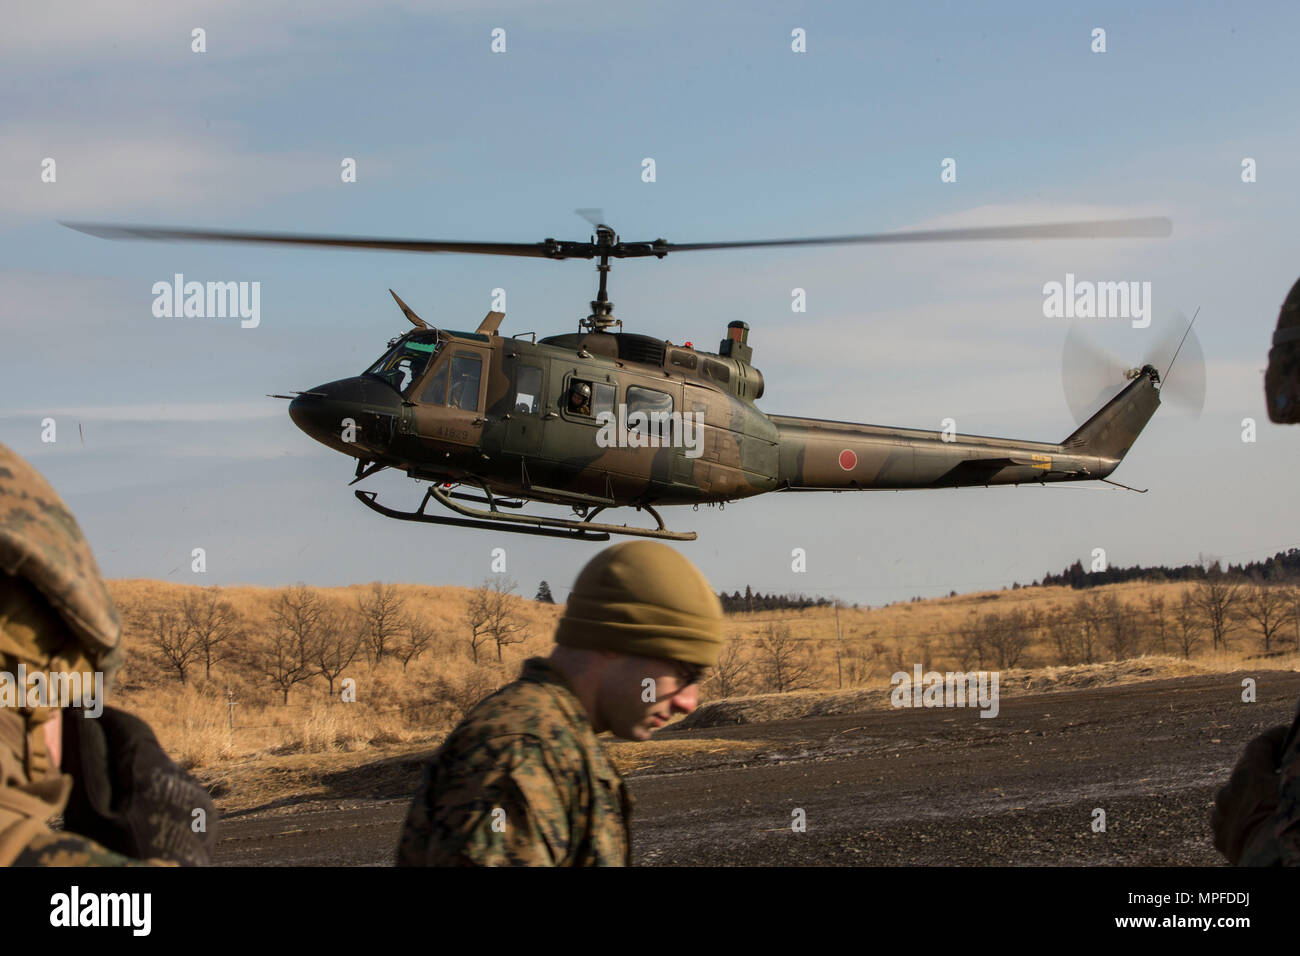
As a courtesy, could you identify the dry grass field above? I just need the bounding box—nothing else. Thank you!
[101,575,1300,809]
[107,578,564,770]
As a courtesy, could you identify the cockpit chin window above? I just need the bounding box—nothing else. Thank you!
[364,334,440,394]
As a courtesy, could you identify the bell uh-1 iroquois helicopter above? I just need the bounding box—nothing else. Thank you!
[65,213,1175,542]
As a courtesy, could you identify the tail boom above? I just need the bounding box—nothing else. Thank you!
[771,367,1160,491]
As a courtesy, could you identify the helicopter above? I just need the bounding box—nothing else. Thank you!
[64,214,1174,542]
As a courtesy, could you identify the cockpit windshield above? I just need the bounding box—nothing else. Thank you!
[364,333,441,394]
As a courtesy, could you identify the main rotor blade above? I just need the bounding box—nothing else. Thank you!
[61,222,557,258]
[664,217,1172,253]
[62,215,1172,261]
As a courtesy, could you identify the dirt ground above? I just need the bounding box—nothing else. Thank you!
[211,668,1300,866]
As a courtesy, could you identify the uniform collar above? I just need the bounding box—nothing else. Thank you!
[519,657,624,784]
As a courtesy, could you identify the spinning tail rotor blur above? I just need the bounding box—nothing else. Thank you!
[1062,309,1205,426]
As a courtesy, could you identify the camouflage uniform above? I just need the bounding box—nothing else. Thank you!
[8,830,148,867]
[0,443,208,866]
[396,657,632,866]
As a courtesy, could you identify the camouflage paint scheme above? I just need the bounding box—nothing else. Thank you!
[396,657,630,866]
[288,314,1162,519]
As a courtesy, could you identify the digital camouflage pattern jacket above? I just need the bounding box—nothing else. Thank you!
[7,829,150,867]
[396,657,632,866]
[0,776,153,867]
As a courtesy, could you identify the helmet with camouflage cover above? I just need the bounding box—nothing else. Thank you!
[0,443,122,679]
[0,444,129,864]
[1265,276,1300,424]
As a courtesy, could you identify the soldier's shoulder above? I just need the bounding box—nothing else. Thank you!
[450,672,584,747]
[10,829,167,867]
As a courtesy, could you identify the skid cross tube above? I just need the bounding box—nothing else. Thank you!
[355,489,610,540]
[353,485,696,541]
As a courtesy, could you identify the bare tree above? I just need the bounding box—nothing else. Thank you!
[249,585,324,704]
[1288,585,1300,650]
[1099,594,1140,661]
[1192,576,1242,651]
[986,608,1035,669]
[149,607,202,684]
[355,581,407,665]
[1145,594,1168,654]
[180,587,242,680]
[885,631,911,675]
[958,613,995,670]
[464,588,493,664]
[314,607,364,696]
[469,577,528,663]
[1172,590,1203,659]
[841,630,879,687]
[1238,584,1291,654]
[396,615,437,672]
[1043,604,1080,666]
[756,624,818,693]
[707,635,751,699]
[1072,593,1104,664]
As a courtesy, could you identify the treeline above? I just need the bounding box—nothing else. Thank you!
[1034,548,1300,590]
[949,579,1300,669]
[119,579,538,710]
[716,586,836,614]
[123,583,443,703]
[704,578,1300,702]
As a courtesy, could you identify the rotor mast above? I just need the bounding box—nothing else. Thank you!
[582,223,621,334]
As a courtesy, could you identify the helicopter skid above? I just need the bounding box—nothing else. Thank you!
[354,485,697,542]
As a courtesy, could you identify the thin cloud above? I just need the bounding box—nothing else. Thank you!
[0,402,285,422]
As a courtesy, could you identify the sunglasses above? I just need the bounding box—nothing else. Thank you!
[671,661,705,688]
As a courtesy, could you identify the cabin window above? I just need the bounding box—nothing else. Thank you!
[448,353,483,411]
[514,365,542,414]
[626,386,674,443]
[365,333,441,392]
[419,360,448,404]
[592,382,615,419]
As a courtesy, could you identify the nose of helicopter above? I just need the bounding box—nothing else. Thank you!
[289,377,402,456]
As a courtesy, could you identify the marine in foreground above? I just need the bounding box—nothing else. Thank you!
[0,443,215,866]
[396,540,722,866]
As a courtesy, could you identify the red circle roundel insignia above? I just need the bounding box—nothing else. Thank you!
[838,449,857,471]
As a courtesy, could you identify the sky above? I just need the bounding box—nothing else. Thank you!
[2,0,1298,607]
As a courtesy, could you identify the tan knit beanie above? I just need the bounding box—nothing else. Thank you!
[554,542,723,667]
